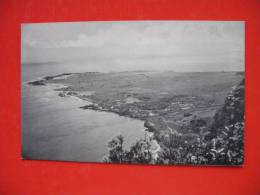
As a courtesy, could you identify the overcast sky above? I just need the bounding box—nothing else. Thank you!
[21,21,244,72]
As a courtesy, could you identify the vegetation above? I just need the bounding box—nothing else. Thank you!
[104,79,244,165]
[103,134,154,164]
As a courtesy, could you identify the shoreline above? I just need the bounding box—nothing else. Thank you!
[52,85,162,159]
[27,75,160,134]
[27,74,158,133]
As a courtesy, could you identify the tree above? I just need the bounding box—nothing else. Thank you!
[105,135,125,163]
[104,135,154,164]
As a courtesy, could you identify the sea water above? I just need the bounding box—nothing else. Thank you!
[22,62,145,162]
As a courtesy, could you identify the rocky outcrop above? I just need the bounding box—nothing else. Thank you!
[211,78,244,133]
[28,80,46,86]
[204,78,244,165]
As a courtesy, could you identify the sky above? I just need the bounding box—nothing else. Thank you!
[21,21,244,72]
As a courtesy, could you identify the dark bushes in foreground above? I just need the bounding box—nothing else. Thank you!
[103,134,153,164]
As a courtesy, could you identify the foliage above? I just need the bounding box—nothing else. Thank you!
[104,135,125,163]
[104,135,153,164]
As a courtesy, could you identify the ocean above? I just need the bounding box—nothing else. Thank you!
[22,62,145,162]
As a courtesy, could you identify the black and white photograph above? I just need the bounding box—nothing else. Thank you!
[21,21,244,165]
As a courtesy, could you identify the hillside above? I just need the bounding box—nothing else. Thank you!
[104,78,245,165]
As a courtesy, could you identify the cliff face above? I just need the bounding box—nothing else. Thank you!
[211,78,244,133]
[143,78,245,165]
[205,78,244,165]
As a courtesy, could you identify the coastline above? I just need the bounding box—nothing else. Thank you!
[28,74,159,134]
[26,71,244,165]
[27,70,244,138]
[27,75,161,159]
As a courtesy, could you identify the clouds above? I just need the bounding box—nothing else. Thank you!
[21,21,244,72]
[57,34,105,48]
